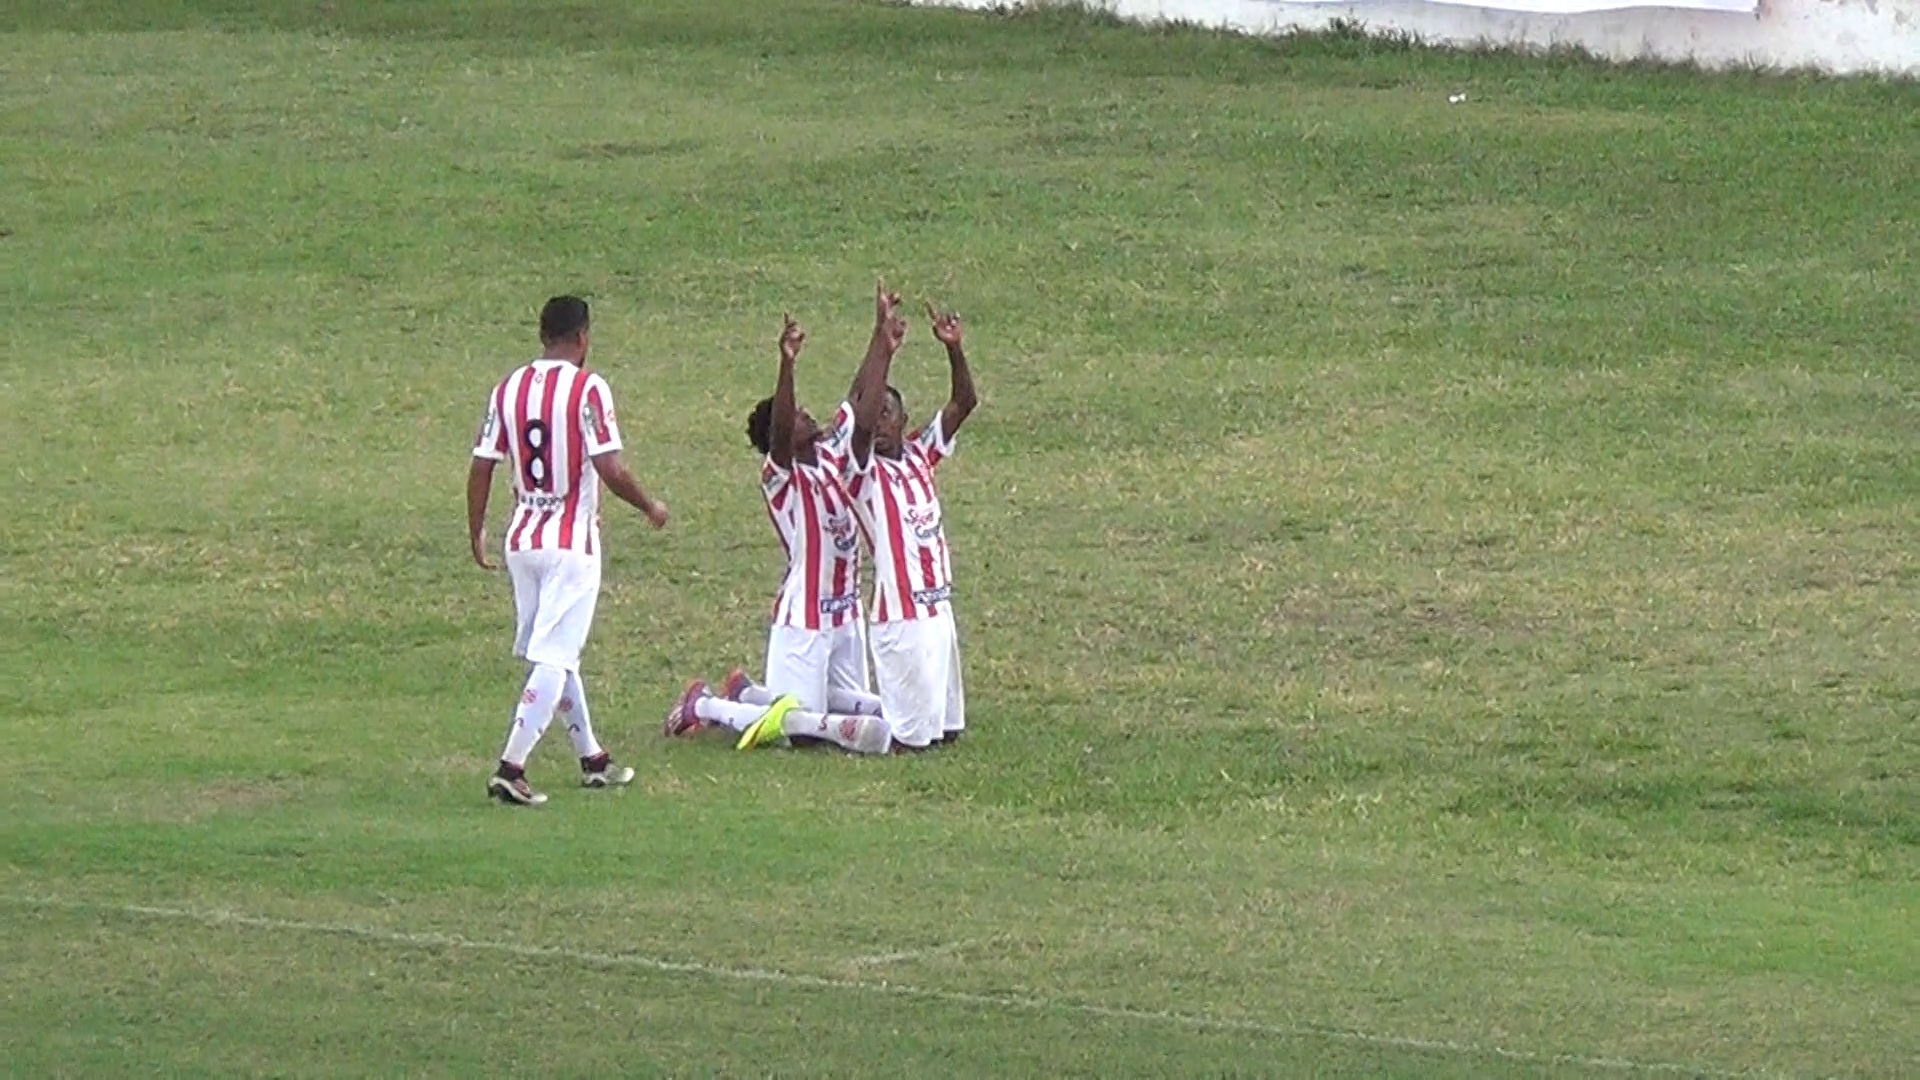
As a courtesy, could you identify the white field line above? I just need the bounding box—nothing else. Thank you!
[8,894,1755,1078]
[845,938,978,967]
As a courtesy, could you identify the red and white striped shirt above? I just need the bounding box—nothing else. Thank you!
[843,414,957,623]
[472,360,623,557]
[762,402,861,630]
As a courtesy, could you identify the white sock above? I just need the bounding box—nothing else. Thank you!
[733,682,776,707]
[694,695,768,733]
[828,688,883,716]
[501,663,568,767]
[560,669,603,760]
[734,679,881,718]
[783,709,892,754]
[848,713,893,754]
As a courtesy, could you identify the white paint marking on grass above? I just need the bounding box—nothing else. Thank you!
[845,938,976,967]
[10,895,1754,1077]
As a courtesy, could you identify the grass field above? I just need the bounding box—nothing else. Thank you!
[4,1,1916,1075]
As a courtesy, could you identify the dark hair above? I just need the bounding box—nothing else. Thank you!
[747,396,775,454]
[539,295,590,344]
[886,385,905,414]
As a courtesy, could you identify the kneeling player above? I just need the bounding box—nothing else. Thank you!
[663,300,897,753]
[840,299,977,750]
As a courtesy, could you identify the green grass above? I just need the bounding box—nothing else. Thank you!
[4,1,1916,1075]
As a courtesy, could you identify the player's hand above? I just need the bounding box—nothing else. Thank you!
[925,301,962,348]
[873,278,902,330]
[644,500,670,529]
[885,309,907,353]
[780,314,805,365]
[471,531,497,570]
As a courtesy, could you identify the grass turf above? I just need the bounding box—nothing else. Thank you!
[3,1,1915,1075]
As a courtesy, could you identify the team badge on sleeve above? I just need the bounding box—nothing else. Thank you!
[584,398,615,443]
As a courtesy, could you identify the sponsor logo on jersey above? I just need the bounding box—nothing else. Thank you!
[829,514,859,553]
[517,492,568,512]
[905,505,941,540]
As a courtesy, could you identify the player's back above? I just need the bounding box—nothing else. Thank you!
[479,360,619,556]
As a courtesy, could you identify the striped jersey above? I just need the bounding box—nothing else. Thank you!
[472,359,623,557]
[762,401,862,630]
[843,414,957,623]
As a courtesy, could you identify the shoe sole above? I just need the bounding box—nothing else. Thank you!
[662,680,708,738]
[582,766,635,788]
[736,697,798,751]
[735,717,769,750]
[487,779,548,806]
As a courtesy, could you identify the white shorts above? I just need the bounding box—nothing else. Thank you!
[869,608,964,749]
[765,620,870,714]
[507,549,601,672]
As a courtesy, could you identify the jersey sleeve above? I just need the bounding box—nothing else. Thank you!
[839,427,877,484]
[762,455,794,506]
[911,410,957,468]
[472,382,508,461]
[581,375,623,457]
[816,400,856,466]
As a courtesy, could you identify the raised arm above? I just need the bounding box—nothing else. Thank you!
[850,281,905,464]
[846,282,900,408]
[926,301,978,440]
[769,314,805,470]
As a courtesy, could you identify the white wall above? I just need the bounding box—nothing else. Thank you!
[924,0,1920,76]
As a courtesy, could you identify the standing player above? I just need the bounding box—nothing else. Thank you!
[468,295,670,806]
[664,293,899,754]
[738,297,978,752]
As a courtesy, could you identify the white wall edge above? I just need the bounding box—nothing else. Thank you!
[921,0,1920,76]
